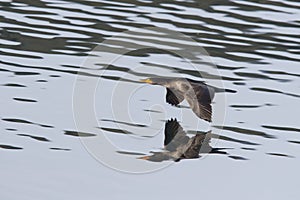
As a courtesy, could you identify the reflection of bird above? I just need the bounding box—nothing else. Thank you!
[140,77,215,122]
[139,118,226,162]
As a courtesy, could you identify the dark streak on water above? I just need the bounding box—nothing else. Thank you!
[99,127,134,135]
[241,147,256,151]
[260,70,300,78]
[0,144,23,150]
[262,125,300,133]
[50,147,71,151]
[101,119,147,127]
[2,118,54,128]
[230,103,274,108]
[5,128,17,131]
[64,130,96,137]
[2,83,26,87]
[14,72,40,76]
[117,150,147,156]
[230,104,262,108]
[266,152,294,158]
[234,72,290,82]
[213,125,276,139]
[49,75,61,77]
[251,87,300,98]
[17,133,51,142]
[288,140,300,145]
[187,131,260,146]
[36,80,48,82]
[228,155,248,161]
[143,109,163,113]
[13,97,37,103]
[233,82,246,86]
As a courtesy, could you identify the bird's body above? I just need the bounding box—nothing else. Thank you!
[140,77,215,122]
[139,118,224,162]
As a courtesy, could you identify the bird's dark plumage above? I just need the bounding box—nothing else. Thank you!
[138,118,219,162]
[141,77,215,122]
[164,118,189,151]
[166,88,184,106]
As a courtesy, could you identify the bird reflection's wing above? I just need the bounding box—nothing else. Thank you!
[182,134,206,158]
[183,131,215,158]
[185,84,214,122]
[166,88,184,106]
[164,118,189,151]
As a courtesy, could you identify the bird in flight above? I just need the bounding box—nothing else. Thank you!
[140,77,215,122]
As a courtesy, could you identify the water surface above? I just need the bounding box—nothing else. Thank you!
[1,0,300,199]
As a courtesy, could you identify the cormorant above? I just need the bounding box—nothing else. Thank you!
[140,77,215,122]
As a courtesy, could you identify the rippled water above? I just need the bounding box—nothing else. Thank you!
[1,0,300,199]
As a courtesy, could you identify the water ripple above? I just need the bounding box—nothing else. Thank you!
[0,0,299,169]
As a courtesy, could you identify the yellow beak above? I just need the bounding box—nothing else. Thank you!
[140,78,153,84]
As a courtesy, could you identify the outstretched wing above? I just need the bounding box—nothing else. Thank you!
[164,118,189,151]
[182,134,206,158]
[185,84,215,122]
[166,88,184,106]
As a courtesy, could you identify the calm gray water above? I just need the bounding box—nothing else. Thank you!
[1,0,300,199]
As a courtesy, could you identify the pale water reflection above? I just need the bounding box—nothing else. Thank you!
[1,0,300,199]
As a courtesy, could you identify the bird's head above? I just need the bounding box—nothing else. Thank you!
[140,77,170,86]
